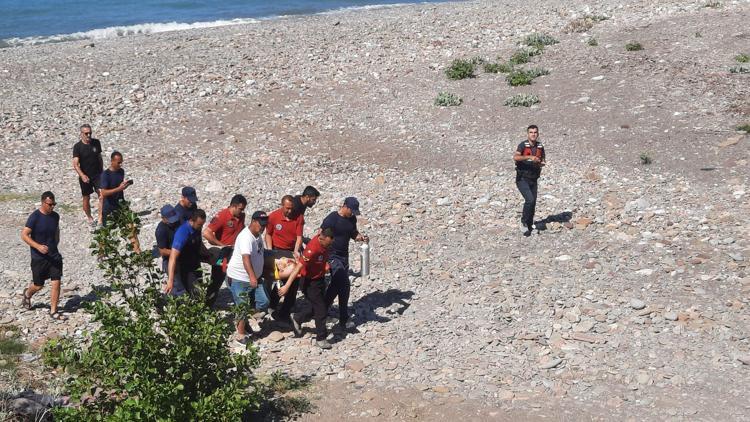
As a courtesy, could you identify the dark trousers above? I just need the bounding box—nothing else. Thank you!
[294,278,327,340]
[206,265,225,307]
[324,256,350,324]
[516,176,538,228]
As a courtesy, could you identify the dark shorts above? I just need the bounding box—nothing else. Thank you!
[79,174,101,196]
[31,258,63,286]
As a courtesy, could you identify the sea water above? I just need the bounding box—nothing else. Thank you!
[0,0,451,47]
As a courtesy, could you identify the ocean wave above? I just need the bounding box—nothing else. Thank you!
[0,18,260,48]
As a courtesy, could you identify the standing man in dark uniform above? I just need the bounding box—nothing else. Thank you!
[21,191,66,320]
[203,194,247,306]
[154,204,180,278]
[165,209,208,297]
[99,151,140,252]
[321,197,368,330]
[175,186,198,224]
[72,124,103,227]
[513,125,546,236]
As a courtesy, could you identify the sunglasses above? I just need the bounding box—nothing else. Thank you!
[44,201,57,206]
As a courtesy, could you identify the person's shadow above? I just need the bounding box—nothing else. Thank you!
[534,211,573,232]
[61,285,112,313]
[344,288,414,324]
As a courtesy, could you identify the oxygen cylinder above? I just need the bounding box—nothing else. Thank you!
[360,242,370,278]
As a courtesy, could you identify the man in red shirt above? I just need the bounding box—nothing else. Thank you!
[265,195,304,323]
[203,194,247,306]
[284,228,335,349]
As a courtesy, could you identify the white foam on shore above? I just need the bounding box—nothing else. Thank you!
[0,1,435,48]
[0,18,260,48]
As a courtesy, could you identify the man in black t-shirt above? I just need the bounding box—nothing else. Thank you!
[21,191,66,320]
[154,204,180,273]
[291,185,320,219]
[99,151,140,252]
[320,197,368,330]
[72,124,103,227]
[513,125,546,236]
[174,186,199,224]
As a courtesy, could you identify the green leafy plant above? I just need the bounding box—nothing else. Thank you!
[444,59,475,80]
[737,124,750,133]
[41,337,80,370]
[695,32,702,38]
[506,68,548,86]
[434,92,462,106]
[587,38,598,46]
[735,53,750,63]
[508,47,543,65]
[625,42,643,51]
[639,152,653,165]
[729,65,750,74]
[523,33,559,50]
[48,204,262,421]
[484,62,513,73]
[504,94,540,107]
[704,1,722,8]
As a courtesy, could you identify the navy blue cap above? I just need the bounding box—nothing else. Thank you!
[251,210,268,225]
[344,197,360,215]
[160,204,179,224]
[181,186,198,204]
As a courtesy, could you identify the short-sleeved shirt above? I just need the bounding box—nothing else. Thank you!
[174,203,197,224]
[298,235,329,280]
[171,221,203,272]
[320,211,358,258]
[155,221,178,266]
[206,208,245,246]
[226,227,264,282]
[291,195,309,218]
[100,168,125,218]
[515,140,545,179]
[25,209,62,261]
[72,139,103,178]
[266,208,303,251]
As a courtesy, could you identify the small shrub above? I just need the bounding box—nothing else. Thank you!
[587,38,598,46]
[625,42,643,51]
[639,152,652,165]
[470,56,487,65]
[41,337,80,371]
[444,59,475,80]
[695,32,702,38]
[729,65,750,74]
[735,53,750,63]
[0,338,25,356]
[434,92,462,106]
[737,124,750,133]
[483,62,513,73]
[505,94,540,107]
[564,15,608,33]
[704,1,722,8]
[508,47,542,65]
[506,68,548,86]
[523,33,559,49]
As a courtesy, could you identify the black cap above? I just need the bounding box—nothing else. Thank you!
[251,210,268,225]
[344,197,360,215]
[181,186,198,203]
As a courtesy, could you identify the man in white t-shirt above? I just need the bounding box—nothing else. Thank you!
[226,210,269,343]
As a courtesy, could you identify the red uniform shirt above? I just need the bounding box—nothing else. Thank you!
[299,235,330,280]
[266,208,303,251]
[207,208,245,246]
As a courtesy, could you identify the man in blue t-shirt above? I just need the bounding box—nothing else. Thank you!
[174,186,198,224]
[99,151,131,224]
[21,191,66,320]
[165,209,209,297]
[320,197,368,330]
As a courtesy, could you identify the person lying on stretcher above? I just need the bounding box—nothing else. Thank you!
[274,257,299,280]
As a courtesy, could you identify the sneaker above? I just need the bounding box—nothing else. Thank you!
[520,222,529,234]
[316,340,332,350]
[290,314,302,337]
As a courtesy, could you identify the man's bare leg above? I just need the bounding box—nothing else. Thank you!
[82,194,93,223]
[50,280,61,314]
[24,283,43,303]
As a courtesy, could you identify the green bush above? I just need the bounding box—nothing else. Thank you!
[50,204,262,421]
[444,59,475,80]
[737,124,750,133]
[41,337,80,370]
[483,62,513,73]
[504,94,540,107]
[506,68,548,86]
[434,92,462,106]
[735,53,750,63]
[639,152,652,165]
[625,42,643,51]
[523,33,559,50]
[587,38,598,46]
[729,65,750,74]
[508,47,543,65]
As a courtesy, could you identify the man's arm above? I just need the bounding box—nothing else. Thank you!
[513,150,540,163]
[264,232,273,250]
[100,178,128,198]
[203,227,225,247]
[242,254,259,288]
[21,227,47,255]
[159,247,171,257]
[278,261,303,296]
[72,157,89,182]
[165,248,180,293]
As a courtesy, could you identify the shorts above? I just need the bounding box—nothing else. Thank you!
[79,174,101,196]
[31,258,63,286]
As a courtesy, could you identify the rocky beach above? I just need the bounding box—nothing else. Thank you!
[1,0,749,419]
